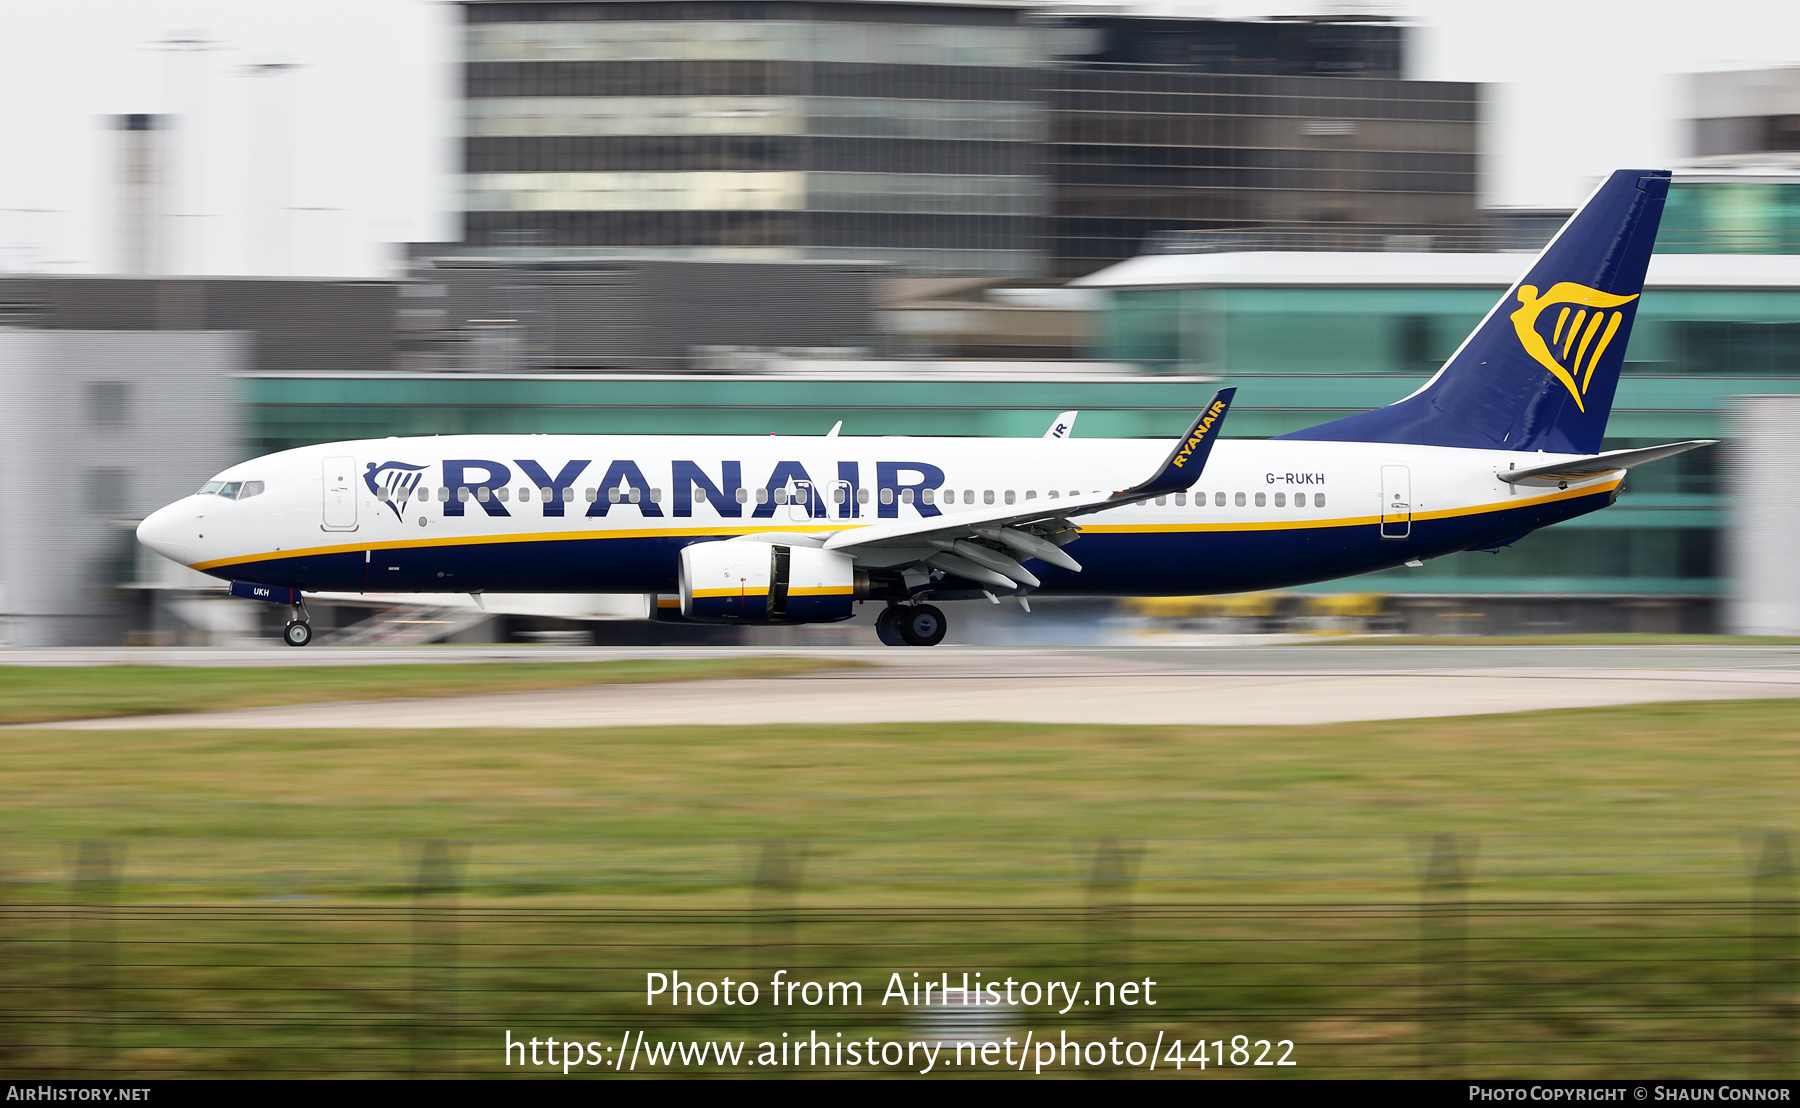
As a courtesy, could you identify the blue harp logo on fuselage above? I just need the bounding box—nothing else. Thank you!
[364,461,428,522]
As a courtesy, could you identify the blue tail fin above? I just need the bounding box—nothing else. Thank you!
[1278,169,1670,455]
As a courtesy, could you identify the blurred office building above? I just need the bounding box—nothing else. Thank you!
[453,1,1479,279]
[113,113,172,276]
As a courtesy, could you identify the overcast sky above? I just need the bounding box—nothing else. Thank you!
[0,0,1793,279]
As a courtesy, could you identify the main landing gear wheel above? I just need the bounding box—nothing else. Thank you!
[282,620,313,648]
[897,604,947,647]
[874,606,908,647]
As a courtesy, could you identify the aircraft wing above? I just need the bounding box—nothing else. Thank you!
[821,389,1234,586]
[1496,439,1718,487]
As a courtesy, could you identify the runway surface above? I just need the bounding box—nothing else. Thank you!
[20,643,1800,729]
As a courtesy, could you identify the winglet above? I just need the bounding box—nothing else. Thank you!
[1044,411,1078,440]
[1120,388,1236,497]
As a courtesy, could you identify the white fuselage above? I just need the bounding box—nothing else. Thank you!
[136,434,1620,598]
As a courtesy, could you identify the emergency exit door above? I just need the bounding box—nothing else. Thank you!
[322,456,358,531]
[1380,465,1411,540]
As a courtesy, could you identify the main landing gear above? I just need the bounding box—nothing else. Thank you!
[282,601,313,648]
[876,603,947,648]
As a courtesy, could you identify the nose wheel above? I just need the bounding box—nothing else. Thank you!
[876,603,946,647]
[282,600,313,648]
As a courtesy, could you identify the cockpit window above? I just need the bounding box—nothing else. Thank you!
[198,479,264,500]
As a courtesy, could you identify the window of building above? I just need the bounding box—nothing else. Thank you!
[86,467,130,515]
[86,381,130,425]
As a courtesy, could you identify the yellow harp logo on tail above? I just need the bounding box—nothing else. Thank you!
[1509,282,1639,412]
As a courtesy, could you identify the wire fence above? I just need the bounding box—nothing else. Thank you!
[1,833,1793,1078]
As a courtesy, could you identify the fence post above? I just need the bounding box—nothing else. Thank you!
[410,840,462,1078]
[69,842,119,1076]
[1752,831,1796,1075]
[1085,838,1142,978]
[1419,833,1474,1076]
[750,841,805,977]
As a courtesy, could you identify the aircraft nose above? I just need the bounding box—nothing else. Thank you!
[136,503,189,563]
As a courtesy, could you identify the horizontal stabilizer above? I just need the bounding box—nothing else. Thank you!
[1497,439,1718,487]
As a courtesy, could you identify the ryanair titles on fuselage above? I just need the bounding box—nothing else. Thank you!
[370,456,956,521]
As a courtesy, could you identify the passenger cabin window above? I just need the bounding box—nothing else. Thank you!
[695,487,709,504]
[477,487,491,503]
[880,488,894,505]
[857,488,870,504]
[1175,492,1186,506]
[1234,492,1246,506]
[921,488,935,505]
[1215,492,1226,507]
[1156,495,1167,506]
[983,490,995,505]
[737,488,750,504]
[900,489,915,505]
[773,488,787,504]
[1274,492,1285,506]
[1004,490,1015,505]
[1026,490,1036,500]
[518,487,531,502]
[756,488,770,505]
[1254,492,1266,506]
[1315,493,1326,507]
[538,486,553,501]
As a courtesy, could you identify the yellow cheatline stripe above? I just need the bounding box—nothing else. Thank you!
[189,479,1620,572]
[789,585,854,597]
[690,587,769,599]
[189,521,845,572]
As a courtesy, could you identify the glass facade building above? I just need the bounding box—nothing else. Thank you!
[458,3,1482,279]
[461,1,1049,277]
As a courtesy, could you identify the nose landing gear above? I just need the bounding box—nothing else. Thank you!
[283,600,313,648]
[876,603,947,647]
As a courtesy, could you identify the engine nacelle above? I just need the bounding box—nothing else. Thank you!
[678,541,863,623]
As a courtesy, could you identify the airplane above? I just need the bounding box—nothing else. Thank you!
[137,168,1713,648]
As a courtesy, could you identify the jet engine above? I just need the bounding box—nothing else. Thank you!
[678,541,867,623]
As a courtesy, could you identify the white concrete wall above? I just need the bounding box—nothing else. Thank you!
[1728,395,1800,635]
[0,329,245,645]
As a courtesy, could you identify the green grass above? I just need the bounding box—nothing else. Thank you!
[2,700,1796,1078]
[0,656,853,725]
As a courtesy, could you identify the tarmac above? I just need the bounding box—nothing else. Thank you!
[15,643,1800,729]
